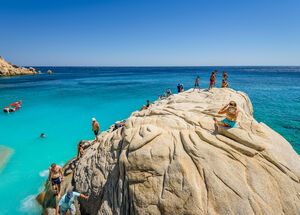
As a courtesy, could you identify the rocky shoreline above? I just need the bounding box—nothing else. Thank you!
[38,88,300,215]
[0,56,37,77]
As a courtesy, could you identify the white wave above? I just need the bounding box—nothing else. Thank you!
[39,169,49,177]
[20,194,40,213]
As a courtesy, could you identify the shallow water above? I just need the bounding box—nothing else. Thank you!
[0,67,299,214]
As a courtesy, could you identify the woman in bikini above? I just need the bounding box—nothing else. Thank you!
[214,101,239,128]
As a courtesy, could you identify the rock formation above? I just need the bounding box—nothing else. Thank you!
[39,88,300,215]
[0,145,13,173]
[0,56,37,76]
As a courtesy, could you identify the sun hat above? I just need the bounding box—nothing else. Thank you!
[92,117,96,121]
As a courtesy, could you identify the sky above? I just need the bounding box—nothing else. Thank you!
[0,0,299,66]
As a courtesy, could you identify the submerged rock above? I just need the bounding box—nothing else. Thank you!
[0,56,37,76]
[0,145,13,173]
[39,88,300,215]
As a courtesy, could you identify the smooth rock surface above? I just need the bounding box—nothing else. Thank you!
[0,56,37,76]
[40,88,300,215]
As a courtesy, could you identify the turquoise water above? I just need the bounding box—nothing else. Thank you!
[0,67,299,214]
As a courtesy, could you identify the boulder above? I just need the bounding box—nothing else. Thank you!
[39,88,300,215]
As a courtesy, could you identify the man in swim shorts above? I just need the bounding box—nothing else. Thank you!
[92,118,100,141]
[48,163,64,195]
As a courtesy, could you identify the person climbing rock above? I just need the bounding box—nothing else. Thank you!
[92,118,100,141]
[214,101,239,128]
[77,142,84,159]
[56,190,88,215]
[193,76,200,91]
[48,163,64,195]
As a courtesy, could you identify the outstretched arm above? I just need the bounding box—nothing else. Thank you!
[218,104,228,114]
[80,194,89,200]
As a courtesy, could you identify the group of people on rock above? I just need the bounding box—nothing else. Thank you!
[209,70,229,90]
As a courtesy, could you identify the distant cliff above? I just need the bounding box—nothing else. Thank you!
[0,56,37,76]
[39,88,300,215]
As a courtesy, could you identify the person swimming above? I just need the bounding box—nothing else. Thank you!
[40,133,46,138]
[214,101,239,128]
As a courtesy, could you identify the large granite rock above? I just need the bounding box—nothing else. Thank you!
[0,56,37,76]
[39,88,300,215]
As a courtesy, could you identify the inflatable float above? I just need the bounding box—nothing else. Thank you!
[3,101,22,113]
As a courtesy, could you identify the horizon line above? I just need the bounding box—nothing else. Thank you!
[25,65,300,68]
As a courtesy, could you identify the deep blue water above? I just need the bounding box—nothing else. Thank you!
[0,67,299,214]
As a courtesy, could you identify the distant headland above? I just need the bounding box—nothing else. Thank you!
[0,56,37,77]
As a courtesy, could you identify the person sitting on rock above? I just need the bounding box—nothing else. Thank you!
[92,118,100,141]
[180,83,184,92]
[193,76,200,91]
[56,190,88,215]
[48,163,64,195]
[221,78,229,88]
[165,88,172,97]
[141,100,151,110]
[214,101,239,128]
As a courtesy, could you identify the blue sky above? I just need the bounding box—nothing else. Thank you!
[0,0,299,66]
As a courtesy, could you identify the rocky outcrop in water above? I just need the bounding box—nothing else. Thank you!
[39,88,300,215]
[0,56,37,76]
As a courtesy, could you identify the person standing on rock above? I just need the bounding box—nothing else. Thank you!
[222,71,228,81]
[209,72,214,89]
[213,70,217,87]
[92,118,100,141]
[48,163,64,195]
[56,190,88,215]
[193,76,200,91]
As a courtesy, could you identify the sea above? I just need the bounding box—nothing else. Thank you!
[0,67,299,214]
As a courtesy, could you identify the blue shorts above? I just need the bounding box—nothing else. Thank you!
[51,177,61,185]
[221,118,237,128]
